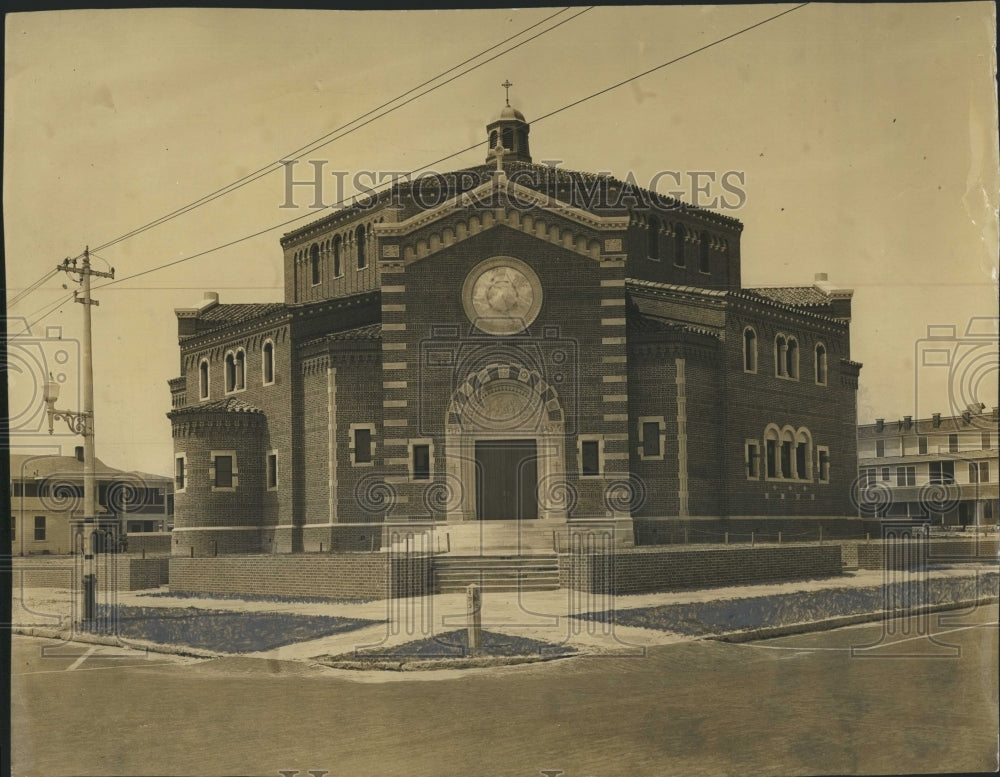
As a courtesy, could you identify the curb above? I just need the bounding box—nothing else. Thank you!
[708,595,999,644]
[11,625,222,659]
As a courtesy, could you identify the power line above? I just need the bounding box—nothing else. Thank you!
[25,3,810,331]
[89,7,585,255]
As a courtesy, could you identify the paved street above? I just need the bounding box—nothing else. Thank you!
[12,602,998,777]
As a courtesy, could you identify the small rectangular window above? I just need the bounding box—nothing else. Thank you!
[896,466,907,487]
[355,428,372,464]
[11,518,15,542]
[797,443,809,480]
[267,453,278,490]
[948,433,959,453]
[746,442,759,478]
[979,462,990,483]
[982,431,992,450]
[175,456,185,491]
[918,436,928,455]
[642,422,661,458]
[875,439,885,457]
[214,456,233,489]
[581,440,600,477]
[766,439,778,478]
[969,462,979,484]
[412,444,430,480]
[818,449,830,482]
[881,466,890,481]
[34,516,46,541]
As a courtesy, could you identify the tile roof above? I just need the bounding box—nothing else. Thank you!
[179,303,286,340]
[168,397,264,416]
[326,323,382,341]
[745,286,831,307]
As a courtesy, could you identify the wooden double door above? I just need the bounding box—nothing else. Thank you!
[474,439,538,520]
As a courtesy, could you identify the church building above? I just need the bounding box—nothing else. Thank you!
[167,101,861,558]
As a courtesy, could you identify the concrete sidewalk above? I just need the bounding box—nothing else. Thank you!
[12,564,997,663]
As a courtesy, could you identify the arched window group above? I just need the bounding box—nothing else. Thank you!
[774,334,799,379]
[225,349,246,393]
[762,424,814,480]
[296,221,377,294]
[198,339,278,401]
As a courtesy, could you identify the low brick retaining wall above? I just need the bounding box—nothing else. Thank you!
[168,553,432,600]
[560,543,844,594]
[854,538,999,570]
[11,556,169,591]
[633,517,869,546]
[124,533,172,555]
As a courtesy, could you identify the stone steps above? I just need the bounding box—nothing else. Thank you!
[433,554,561,593]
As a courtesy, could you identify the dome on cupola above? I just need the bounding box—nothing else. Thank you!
[485,80,532,165]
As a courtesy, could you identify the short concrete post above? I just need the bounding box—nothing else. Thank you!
[778,531,782,544]
[866,532,870,543]
[466,584,482,656]
[684,528,688,544]
[751,531,755,547]
[724,532,729,545]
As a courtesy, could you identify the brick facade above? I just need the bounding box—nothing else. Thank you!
[559,544,844,594]
[164,106,862,582]
[169,554,431,600]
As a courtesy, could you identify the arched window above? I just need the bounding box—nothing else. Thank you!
[502,127,514,151]
[815,343,827,385]
[199,359,209,400]
[262,341,274,385]
[647,217,660,260]
[795,428,813,480]
[699,232,710,273]
[235,349,245,390]
[775,335,787,377]
[333,234,342,277]
[786,337,799,379]
[356,225,367,270]
[764,425,781,478]
[310,243,320,286]
[674,223,686,267]
[743,327,757,373]
[225,352,236,393]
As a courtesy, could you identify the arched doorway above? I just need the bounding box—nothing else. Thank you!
[445,363,567,523]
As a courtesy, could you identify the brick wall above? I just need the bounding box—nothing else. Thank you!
[633,516,867,545]
[125,533,172,555]
[855,538,999,569]
[559,543,843,593]
[169,553,431,600]
[12,555,168,590]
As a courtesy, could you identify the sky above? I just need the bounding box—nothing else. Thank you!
[4,4,998,477]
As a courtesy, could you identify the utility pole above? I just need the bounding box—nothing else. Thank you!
[49,247,114,628]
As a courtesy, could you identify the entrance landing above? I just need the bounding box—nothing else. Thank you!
[443,520,561,556]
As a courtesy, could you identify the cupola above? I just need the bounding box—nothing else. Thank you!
[485,81,531,164]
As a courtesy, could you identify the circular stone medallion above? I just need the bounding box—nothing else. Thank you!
[461,256,543,335]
